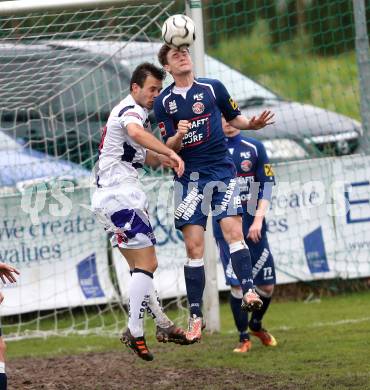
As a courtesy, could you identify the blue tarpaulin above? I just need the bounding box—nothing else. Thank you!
[0,132,89,187]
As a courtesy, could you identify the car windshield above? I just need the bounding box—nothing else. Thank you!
[259,138,309,162]
[0,46,129,118]
[116,41,278,106]
[53,64,126,120]
[204,56,278,106]
[47,40,279,108]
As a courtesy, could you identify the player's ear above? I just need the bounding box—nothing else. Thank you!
[164,64,171,74]
[131,83,140,93]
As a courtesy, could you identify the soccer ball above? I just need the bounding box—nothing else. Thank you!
[161,14,196,49]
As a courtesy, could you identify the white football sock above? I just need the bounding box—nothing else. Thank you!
[127,271,153,337]
[147,289,173,328]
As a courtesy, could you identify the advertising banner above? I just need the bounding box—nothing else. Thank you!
[0,186,117,316]
[329,155,370,278]
[266,157,339,284]
[114,156,370,299]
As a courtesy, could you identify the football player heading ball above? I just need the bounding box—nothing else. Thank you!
[154,41,275,343]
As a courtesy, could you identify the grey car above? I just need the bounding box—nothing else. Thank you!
[43,40,365,161]
[0,40,363,164]
[0,42,130,167]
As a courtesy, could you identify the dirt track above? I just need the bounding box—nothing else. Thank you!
[7,348,299,390]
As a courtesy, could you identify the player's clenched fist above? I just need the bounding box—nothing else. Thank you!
[177,120,190,137]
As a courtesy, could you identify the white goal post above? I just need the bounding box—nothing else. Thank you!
[0,0,125,15]
[186,0,221,332]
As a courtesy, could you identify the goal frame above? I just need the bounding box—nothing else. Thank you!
[0,0,140,15]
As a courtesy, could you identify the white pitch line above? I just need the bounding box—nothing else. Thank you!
[272,316,370,332]
[225,316,370,334]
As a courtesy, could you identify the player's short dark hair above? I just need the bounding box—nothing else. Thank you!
[157,44,172,66]
[130,62,166,91]
[158,44,190,67]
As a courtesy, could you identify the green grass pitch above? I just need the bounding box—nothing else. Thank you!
[6,290,370,389]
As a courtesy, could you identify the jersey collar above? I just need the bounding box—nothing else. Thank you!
[226,133,242,145]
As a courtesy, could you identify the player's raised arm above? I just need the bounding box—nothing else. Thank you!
[213,78,274,131]
[127,123,184,177]
[229,110,275,130]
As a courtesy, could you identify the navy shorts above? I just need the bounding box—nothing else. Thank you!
[216,233,276,286]
[173,171,243,230]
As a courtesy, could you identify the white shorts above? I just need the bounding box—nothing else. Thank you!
[91,181,156,249]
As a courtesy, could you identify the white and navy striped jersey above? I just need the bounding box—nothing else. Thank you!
[96,94,151,187]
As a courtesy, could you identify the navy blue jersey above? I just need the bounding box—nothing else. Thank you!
[213,134,275,238]
[154,78,241,175]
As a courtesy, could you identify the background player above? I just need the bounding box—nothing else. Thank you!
[0,261,20,389]
[154,45,274,342]
[92,63,186,361]
[213,117,277,353]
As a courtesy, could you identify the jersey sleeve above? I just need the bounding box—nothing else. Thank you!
[213,79,241,121]
[255,141,275,201]
[154,97,176,143]
[117,104,146,128]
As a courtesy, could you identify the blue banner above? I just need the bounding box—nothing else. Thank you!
[77,253,105,298]
[303,227,330,273]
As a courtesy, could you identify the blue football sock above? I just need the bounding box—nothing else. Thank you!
[184,262,205,318]
[0,373,6,390]
[249,295,272,331]
[229,242,254,294]
[229,294,249,341]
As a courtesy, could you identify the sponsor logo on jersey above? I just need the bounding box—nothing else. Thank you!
[190,117,208,129]
[192,101,205,114]
[240,151,251,159]
[193,92,204,101]
[241,159,252,172]
[237,176,254,203]
[169,99,178,113]
[264,163,274,176]
[183,115,210,147]
[229,97,239,110]
[158,122,166,137]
